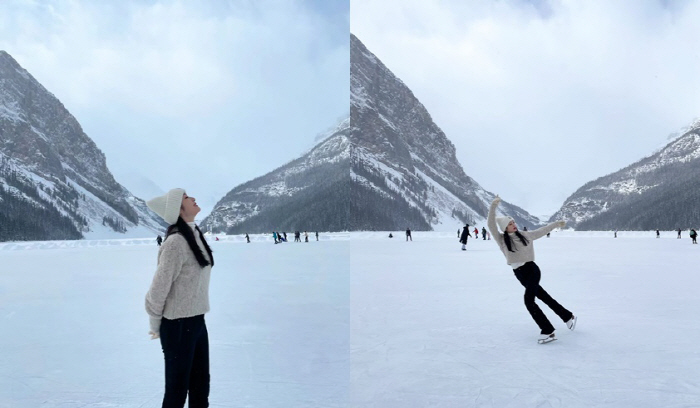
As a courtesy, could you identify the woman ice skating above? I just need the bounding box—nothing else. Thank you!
[690,229,697,244]
[145,188,214,407]
[487,196,576,344]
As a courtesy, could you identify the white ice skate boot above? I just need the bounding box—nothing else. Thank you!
[537,333,556,344]
[566,315,577,331]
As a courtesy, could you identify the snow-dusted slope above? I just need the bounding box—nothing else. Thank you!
[350,34,541,231]
[201,117,351,234]
[551,120,700,230]
[202,34,545,234]
[0,51,165,240]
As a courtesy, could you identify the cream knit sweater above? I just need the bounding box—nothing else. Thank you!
[145,223,212,330]
[487,198,563,267]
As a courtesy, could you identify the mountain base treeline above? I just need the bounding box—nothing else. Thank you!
[576,160,700,230]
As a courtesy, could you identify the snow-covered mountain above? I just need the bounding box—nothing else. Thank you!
[200,117,351,234]
[0,50,166,241]
[550,119,700,230]
[350,34,541,231]
[201,35,542,234]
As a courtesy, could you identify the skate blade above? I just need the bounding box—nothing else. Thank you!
[569,316,577,331]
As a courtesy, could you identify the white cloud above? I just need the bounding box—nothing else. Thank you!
[0,0,349,217]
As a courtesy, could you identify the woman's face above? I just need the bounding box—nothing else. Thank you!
[506,220,518,233]
[180,193,200,222]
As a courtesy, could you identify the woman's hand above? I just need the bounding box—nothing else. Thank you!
[149,316,161,340]
[492,195,501,206]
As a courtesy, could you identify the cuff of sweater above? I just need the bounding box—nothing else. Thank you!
[149,316,161,333]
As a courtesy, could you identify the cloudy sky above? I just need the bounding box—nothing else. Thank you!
[351,0,700,217]
[0,0,349,218]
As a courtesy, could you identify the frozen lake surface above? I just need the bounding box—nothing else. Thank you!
[1,230,699,407]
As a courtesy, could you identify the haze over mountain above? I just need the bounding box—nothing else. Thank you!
[349,34,541,231]
[551,119,700,230]
[200,118,351,234]
[201,35,542,235]
[0,50,165,241]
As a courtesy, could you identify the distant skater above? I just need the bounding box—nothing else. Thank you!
[677,228,682,239]
[315,231,319,241]
[245,233,250,243]
[459,224,472,251]
[482,227,487,240]
[457,229,460,238]
[487,196,576,344]
[304,231,309,242]
[614,230,618,238]
[474,227,479,239]
[656,229,660,238]
[156,235,163,246]
[690,229,697,244]
[406,228,412,241]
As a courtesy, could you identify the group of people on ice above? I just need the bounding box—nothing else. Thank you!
[273,230,318,243]
[672,228,698,243]
[614,228,699,243]
[458,225,492,250]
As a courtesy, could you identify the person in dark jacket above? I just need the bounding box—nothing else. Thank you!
[459,224,472,251]
[482,227,487,240]
[690,229,697,244]
[406,228,412,241]
[156,235,163,246]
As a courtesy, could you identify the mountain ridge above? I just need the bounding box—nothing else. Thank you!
[0,50,165,241]
[550,120,700,230]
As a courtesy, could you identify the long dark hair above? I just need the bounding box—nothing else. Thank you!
[503,230,529,252]
[164,216,214,267]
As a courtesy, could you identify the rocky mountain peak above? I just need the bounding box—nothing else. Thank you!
[1,51,165,240]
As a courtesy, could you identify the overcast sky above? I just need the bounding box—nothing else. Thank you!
[0,0,349,218]
[351,0,700,217]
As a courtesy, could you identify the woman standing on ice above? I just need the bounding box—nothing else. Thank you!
[487,196,576,344]
[145,188,214,407]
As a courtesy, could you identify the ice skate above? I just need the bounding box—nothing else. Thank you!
[537,333,556,344]
[566,315,577,331]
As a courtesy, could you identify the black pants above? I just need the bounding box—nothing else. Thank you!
[160,315,210,408]
[513,262,572,335]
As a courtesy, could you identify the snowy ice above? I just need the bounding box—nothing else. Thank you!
[1,230,699,407]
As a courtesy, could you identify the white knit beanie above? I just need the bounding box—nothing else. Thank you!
[496,216,514,232]
[146,188,185,225]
